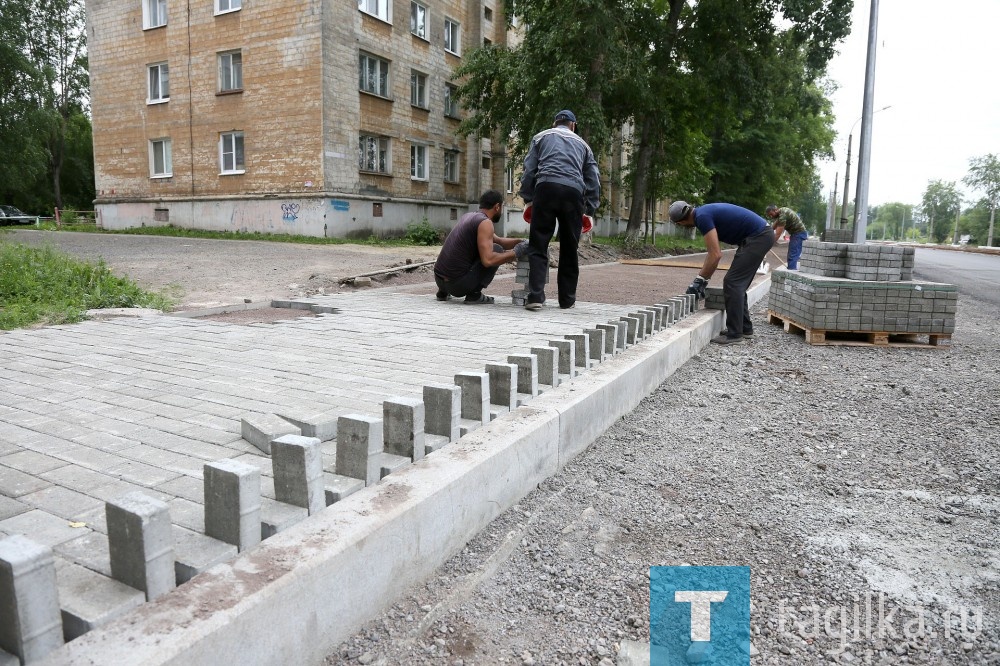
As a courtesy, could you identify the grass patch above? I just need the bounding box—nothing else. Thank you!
[594,233,706,254]
[0,241,174,330]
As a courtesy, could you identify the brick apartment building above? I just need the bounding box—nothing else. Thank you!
[85,0,514,237]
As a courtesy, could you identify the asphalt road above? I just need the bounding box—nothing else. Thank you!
[913,247,1000,306]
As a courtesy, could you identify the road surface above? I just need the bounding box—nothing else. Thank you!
[914,247,1000,306]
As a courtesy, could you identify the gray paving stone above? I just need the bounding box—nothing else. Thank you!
[0,496,28,522]
[240,414,300,455]
[0,509,82,547]
[171,525,237,585]
[0,450,68,475]
[0,465,52,498]
[0,534,63,661]
[105,492,175,601]
[53,531,112,577]
[55,558,145,641]
[323,473,364,505]
[19,486,103,522]
[260,497,307,540]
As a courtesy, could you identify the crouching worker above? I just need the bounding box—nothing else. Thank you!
[434,190,529,304]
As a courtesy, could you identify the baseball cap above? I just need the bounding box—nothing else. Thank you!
[668,200,692,223]
[554,109,577,123]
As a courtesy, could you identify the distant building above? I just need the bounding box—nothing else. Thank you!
[86,0,512,237]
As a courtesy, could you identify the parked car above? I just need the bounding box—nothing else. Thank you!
[0,205,35,225]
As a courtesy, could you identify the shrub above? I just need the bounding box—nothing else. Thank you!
[405,219,441,246]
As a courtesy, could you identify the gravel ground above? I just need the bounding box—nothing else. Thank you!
[328,294,1000,666]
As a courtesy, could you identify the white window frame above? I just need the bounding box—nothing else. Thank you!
[444,18,460,55]
[219,131,245,175]
[218,50,243,93]
[410,1,427,40]
[215,0,240,15]
[149,138,172,178]
[357,0,389,22]
[444,150,459,183]
[358,52,390,98]
[143,0,167,29]
[410,70,428,109]
[359,134,390,174]
[444,84,459,118]
[505,166,513,193]
[147,62,169,104]
[410,144,428,181]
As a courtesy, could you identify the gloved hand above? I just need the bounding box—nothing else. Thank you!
[513,240,530,260]
[686,275,708,300]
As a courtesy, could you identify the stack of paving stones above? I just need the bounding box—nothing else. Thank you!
[511,258,546,306]
[821,228,854,243]
[704,286,726,310]
[769,241,955,337]
[0,292,704,664]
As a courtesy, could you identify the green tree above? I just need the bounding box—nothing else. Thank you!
[962,154,1000,247]
[918,180,961,244]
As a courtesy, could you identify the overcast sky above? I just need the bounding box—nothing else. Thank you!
[818,0,1000,208]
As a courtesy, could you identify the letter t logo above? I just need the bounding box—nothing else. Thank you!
[674,591,729,642]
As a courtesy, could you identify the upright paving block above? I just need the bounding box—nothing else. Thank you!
[106,491,175,601]
[271,434,325,516]
[0,535,63,662]
[204,458,261,553]
[507,355,539,397]
[547,339,576,377]
[275,408,342,441]
[619,316,640,344]
[171,525,237,585]
[607,319,628,349]
[55,558,144,640]
[654,303,675,325]
[240,413,300,455]
[583,329,606,363]
[423,383,461,442]
[336,414,384,487]
[530,346,559,386]
[383,396,425,461]
[595,324,619,355]
[640,308,661,332]
[485,363,517,411]
[629,311,648,339]
[454,372,491,424]
[564,334,591,369]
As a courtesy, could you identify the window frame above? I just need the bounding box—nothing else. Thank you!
[444,84,459,118]
[219,131,245,175]
[149,138,172,178]
[359,134,390,174]
[444,150,459,183]
[218,50,243,93]
[410,144,428,181]
[147,62,169,104]
[142,0,167,29]
[357,0,389,23]
[358,52,391,99]
[410,1,428,40]
[410,69,428,109]
[215,0,241,15]
[444,18,460,55]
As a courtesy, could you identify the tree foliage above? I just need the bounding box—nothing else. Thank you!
[0,0,92,214]
[918,180,961,244]
[963,154,1000,246]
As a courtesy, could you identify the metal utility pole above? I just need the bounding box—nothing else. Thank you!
[852,0,880,244]
[827,173,838,230]
[839,105,890,231]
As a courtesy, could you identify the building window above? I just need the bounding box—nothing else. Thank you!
[481,152,491,170]
[220,131,245,174]
[358,0,388,22]
[484,5,493,21]
[444,150,459,183]
[359,53,390,98]
[505,166,513,193]
[147,63,169,103]
[216,0,240,13]
[359,134,389,173]
[218,51,243,92]
[143,0,166,29]
[149,138,172,177]
[410,144,428,180]
[410,70,427,108]
[410,1,427,39]
[444,84,459,118]
[444,18,460,55]
[483,37,491,47]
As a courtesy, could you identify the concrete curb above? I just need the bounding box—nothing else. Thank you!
[38,281,770,666]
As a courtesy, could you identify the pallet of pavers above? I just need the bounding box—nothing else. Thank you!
[767,241,956,348]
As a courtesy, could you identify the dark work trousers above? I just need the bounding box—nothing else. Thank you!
[434,243,502,300]
[526,182,583,308]
[722,229,774,338]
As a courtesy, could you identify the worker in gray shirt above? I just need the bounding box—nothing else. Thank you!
[518,109,601,311]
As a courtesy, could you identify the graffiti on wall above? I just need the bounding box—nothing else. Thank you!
[281,203,300,222]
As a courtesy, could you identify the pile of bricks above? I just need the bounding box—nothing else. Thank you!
[704,286,726,310]
[821,228,854,243]
[769,240,956,337]
[511,258,545,306]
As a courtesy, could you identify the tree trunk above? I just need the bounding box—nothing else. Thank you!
[988,205,996,247]
[625,118,655,241]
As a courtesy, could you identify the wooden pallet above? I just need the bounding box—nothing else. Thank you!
[767,311,952,348]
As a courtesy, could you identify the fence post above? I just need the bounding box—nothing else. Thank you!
[54,207,60,228]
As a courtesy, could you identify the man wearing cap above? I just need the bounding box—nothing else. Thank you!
[518,109,601,311]
[668,201,774,345]
[765,204,808,270]
[435,189,529,304]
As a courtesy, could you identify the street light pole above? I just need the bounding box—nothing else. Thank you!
[853,0,881,244]
[839,105,891,230]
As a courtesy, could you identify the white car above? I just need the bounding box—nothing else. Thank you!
[0,205,34,224]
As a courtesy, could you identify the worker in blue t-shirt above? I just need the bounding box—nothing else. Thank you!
[668,201,775,345]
